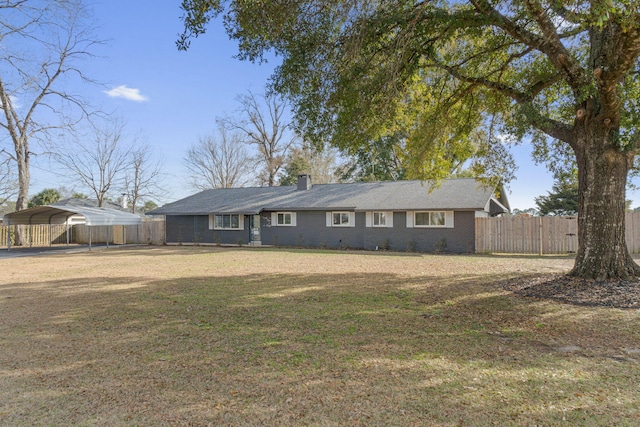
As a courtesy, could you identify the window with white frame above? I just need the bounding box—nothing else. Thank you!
[333,212,350,226]
[414,211,449,227]
[210,214,243,230]
[373,212,387,226]
[365,211,393,228]
[272,211,296,226]
[326,211,355,227]
[278,212,292,225]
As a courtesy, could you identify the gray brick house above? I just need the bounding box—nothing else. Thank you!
[150,176,509,253]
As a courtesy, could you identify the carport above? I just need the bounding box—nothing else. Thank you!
[2,205,142,251]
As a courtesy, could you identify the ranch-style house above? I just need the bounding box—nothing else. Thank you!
[150,175,510,253]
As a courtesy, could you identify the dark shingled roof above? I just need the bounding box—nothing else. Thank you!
[150,178,510,216]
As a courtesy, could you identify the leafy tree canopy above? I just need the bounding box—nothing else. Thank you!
[337,134,407,182]
[141,200,159,213]
[535,174,579,216]
[279,148,311,186]
[28,188,61,208]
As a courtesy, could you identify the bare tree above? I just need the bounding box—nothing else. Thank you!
[54,120,131,207]
[223,91,298,186]
[185,124,253,190]
[0,153,18,206]
[122,142,163,213]
[0,0,99,244]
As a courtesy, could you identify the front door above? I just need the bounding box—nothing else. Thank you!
[250,214,261,245]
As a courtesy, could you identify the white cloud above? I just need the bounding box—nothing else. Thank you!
[104,85,149,102]
[9,95,20,109]
[0,96,21,110]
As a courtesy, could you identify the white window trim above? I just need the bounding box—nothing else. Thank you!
[271,211,297,227]
[210,213,245,230]
[326,211,356,227]
[365,211,394,228]
[406,211,454,228]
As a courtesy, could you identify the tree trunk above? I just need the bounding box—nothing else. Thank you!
[13,141,30,247]
[570,127,640,280]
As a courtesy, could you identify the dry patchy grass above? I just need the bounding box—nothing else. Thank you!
[1,246,639,426]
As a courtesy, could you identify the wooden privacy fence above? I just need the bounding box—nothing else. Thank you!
[73,219,165,245]
[0,224,73,247]
[476,212,640,254]
[0,219,165,247]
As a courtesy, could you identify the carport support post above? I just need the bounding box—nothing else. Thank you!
[7,221,10,251]
[89,226,92,251]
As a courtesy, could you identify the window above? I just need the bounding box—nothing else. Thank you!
[278,212,291,225]
[333,212,350,226]
[413,211,450,227]
[210,214,243,230]
[366,211,393,228]
[272,212,296,226]
[373,212,387,226]
[326,211,356,227]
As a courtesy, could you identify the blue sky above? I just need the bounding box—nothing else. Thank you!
[26,1,639,210]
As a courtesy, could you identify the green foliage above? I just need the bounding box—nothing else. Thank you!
[183,0,615,188]
[337,134,406,182]
[535,173,635,215]
[0,201,16,216]
[279,143,337,185]
[535,175,579,216]
[141,200,158,213]
[511,207,540,217]
[179,0,640,165]
[279,147,312,186]
[28,188,61,208]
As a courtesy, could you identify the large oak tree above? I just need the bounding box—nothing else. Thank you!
[178,1,640,280]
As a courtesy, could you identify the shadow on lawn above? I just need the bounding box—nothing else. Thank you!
[1,271,639,426]
[77,244,429,258]
[92,245,581,260]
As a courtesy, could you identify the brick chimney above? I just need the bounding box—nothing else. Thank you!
[297,174,312,191]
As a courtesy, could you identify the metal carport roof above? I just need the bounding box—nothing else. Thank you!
[2,205,143,251]
[2,205,142,226]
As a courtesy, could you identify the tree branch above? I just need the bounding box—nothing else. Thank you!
[468,0,588,94]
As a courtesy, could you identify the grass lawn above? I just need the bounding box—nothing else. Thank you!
[1,246,639,426]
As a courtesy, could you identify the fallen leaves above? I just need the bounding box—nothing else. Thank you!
[503,274,640,308]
